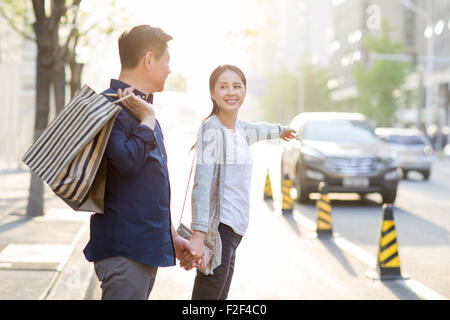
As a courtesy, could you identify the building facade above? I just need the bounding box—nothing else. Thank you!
[0,15,36,171]
[329,0,450,132]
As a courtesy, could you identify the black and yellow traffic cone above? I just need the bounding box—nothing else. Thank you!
[264,170,273,200]
[281,175,294,214]
[367,204,407,280]
[316,182,333,238]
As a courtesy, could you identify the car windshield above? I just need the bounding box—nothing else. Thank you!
[303,120,380,143]
[383,134,426,145]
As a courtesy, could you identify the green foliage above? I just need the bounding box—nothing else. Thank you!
[352,20,412,126]
[0,0,35,41]
[165,74,188,92]
[260,69,298,123]
[303,63,337,112]
[260,63,337,123]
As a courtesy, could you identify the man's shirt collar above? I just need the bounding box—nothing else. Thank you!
[110,79,154,104]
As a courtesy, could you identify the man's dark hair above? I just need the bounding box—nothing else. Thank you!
[118,25,173,70]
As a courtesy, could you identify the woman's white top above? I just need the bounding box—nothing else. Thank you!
[220,127,253,236]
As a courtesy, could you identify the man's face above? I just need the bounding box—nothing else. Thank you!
[147,47,171,92]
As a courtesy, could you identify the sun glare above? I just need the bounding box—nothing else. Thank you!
[82,0,259,115]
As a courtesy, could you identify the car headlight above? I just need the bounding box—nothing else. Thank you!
[380,152,397,167]
[424,145,433,155]
[305,169,325,180]
[302,147,325,163]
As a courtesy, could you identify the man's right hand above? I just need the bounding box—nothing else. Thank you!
[117,87,156,130]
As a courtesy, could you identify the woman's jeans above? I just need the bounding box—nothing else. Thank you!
[191,223,243,300]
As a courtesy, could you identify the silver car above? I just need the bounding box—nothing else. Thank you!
[375,128,433,180]
[281,112,400,204]
[445,144,450,159]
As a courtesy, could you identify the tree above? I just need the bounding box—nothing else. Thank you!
[1,0,133,216]
[29,0,81,216]
[352,20,412,126]
[302,62,337,113]
[1,0,81,216]
[64,0,132,99]
[261,62,337,123]
[260,69,299,123]
[165,74,188,93]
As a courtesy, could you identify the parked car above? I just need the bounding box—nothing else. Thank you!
[444,144,450,159]
[375,128,433,180]
[281,112,400,204]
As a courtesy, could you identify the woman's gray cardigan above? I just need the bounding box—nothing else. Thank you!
[191,114,282,275]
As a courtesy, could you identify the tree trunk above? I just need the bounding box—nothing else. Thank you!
[53,61,66,115]
[27,24,53,217]
[68,33,82,98]
[70,60,83,98]
[27,0,82,217]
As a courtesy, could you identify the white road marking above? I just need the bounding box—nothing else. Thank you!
[292,209,448,300]
[332,237,376,266]
[394,279,447,300]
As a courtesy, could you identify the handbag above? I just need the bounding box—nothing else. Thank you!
[22,85,132,213]
[176,147,215,274]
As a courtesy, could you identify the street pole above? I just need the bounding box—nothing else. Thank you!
[298,63,304,115]
[418,67,425,130]
[425,20,434,132]
[399,0,434,132]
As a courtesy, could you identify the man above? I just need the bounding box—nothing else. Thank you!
[83,25,197,300]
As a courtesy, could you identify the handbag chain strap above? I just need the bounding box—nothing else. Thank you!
[178,147,196,226]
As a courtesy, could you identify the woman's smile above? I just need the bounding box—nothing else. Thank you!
[224,98,239,106]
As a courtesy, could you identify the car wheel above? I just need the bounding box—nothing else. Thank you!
[295,164,310,203]
[402,169,409,179]
[381,189,397,204]
[358,193,368,199]
[421,170,430,181]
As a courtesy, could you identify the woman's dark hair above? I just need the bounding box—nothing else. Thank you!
[203,64,247,123]
[118,25,173,70]
[191,64,247,151]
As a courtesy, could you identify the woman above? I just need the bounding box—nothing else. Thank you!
[187,64,296,300]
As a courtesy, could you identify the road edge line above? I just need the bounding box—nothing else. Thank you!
[292,209,448,300]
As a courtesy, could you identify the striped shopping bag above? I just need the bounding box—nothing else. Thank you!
[22,85,130,213]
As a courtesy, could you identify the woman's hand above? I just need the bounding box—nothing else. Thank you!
[186,231,207,270]
[173,235,199,271]
[117,87,156,130]
[280,126,297,141]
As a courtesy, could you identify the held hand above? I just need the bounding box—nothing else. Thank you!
[173,236,199,271]
[187,232,207,270]
[117,87,155,123]
[280,127,297,141]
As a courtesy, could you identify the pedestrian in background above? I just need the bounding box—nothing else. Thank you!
[185,64,296,300]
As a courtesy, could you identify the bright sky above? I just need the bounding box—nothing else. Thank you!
[82,0,261,109]
[129,0,255,75]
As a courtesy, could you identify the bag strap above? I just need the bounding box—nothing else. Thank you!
[103,92,135,105]
[178,147,197,226]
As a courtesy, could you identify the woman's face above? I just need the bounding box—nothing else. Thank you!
[211,70,246,114]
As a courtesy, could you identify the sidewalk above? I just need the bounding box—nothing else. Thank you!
[0,170,99,300]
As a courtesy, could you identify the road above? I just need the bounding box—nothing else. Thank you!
[4,99,447,300]
[146,125,450,300]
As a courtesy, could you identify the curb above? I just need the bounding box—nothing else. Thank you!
[45,221,99,300]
